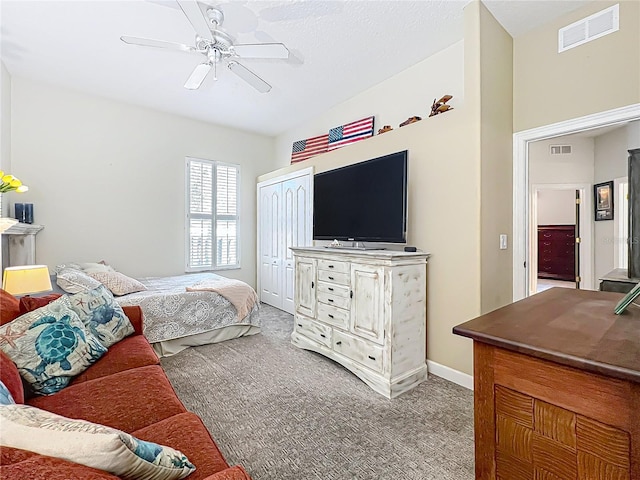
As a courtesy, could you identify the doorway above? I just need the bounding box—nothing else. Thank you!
[513,103,640,301]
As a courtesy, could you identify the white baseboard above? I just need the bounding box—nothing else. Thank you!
[427,360,474,391]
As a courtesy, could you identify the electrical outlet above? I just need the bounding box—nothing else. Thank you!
[500,234,508,250]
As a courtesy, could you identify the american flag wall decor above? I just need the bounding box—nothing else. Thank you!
[327,116,375,151]
[291,133,329,163]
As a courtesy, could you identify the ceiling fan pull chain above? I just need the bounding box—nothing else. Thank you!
[213,60,217,81]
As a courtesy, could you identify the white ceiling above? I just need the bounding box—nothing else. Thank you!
[1,0,591,136]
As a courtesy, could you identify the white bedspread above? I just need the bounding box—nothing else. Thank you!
[115,273,260,344]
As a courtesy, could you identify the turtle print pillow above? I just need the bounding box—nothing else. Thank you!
[61,285,134,349]
[0,298,106,395]
[0,404,195,480]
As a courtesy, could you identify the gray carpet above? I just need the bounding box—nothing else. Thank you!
[161,304,475,480]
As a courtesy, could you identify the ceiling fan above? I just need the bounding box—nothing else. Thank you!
[121,1,290,93]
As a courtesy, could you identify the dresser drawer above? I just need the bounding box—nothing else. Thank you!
[295,315,331,348]
[317,259,350,274]
[333,330,384,373]
[318,291,351,310]
[317,303,349,329]
[318,270,350,285]
[317,281,350,298]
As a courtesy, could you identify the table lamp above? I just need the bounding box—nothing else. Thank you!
[2,265,52,296]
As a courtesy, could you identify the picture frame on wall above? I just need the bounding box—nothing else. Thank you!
[594,181,614,221]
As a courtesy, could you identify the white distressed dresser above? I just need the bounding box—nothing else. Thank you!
[290,247,429,398]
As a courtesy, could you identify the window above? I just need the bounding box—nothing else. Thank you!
[185,157,240,271]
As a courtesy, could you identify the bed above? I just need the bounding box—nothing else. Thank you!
[52,268,260,357]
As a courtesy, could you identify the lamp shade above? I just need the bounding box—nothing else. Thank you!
[2,265,52,296]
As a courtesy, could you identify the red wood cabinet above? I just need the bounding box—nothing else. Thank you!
[538,225,576,281]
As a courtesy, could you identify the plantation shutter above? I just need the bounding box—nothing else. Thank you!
[186,158,240,271]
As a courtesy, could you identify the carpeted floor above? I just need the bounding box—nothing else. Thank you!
[161,304,475,480]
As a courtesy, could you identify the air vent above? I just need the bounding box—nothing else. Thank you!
[550,145,572,155]
[558,4,619,53]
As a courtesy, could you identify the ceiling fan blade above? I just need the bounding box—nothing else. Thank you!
[232,43,290,59]
[177,0,214,42]
[227,61,271,93]
[184,63,212,90]
[120,35,195,52]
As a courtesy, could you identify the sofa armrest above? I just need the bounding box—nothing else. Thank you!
[122,306,144,336]
[201,466,252,480]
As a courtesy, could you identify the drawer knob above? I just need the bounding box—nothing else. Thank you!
[328,276,334,280]
[368,355,376,361]
[328,265,335,269]
[328,314,334,319]
[328,287,334,291]
[297,323,303,327]
[320,334,326,338]
[311,281,314,289]
[328,298,334,303]
[336,341,342,345]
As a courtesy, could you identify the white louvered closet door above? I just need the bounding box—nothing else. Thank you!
[257,168,313,314]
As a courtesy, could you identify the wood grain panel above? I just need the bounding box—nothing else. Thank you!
[577,451,630,480]
[630,383,640,480]
[534,468,566,480]
[474,342,496,479]
[496,449,533,480]
[493,348,631,430]
[535,400,576,449]
[497,414,533,461]
[576,416,630,468]
[496,385,534,428]
[533,433,577,479]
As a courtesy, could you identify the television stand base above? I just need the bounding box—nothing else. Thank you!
[325,241,386,251]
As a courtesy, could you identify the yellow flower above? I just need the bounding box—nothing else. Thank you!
[0,172,28,194]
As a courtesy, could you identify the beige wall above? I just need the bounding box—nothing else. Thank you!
[477,2,513,313]
[1,62,10,217]
[10,77,278,287]
[261,4,517,377]
[593,125,632,283]
[514,0,640,132]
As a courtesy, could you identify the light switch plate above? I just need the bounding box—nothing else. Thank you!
[500,234,508,250]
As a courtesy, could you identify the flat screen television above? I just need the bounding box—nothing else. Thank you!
[313,150,408,244]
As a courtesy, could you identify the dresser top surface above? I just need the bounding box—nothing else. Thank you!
[290,246,429,260]
[453,288,640,383]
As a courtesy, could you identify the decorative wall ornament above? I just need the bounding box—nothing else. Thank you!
[327,116,374,151]
[377,125,393,134]
[429,95,453,117]
[291,133,329,164]
[399,116,422,127]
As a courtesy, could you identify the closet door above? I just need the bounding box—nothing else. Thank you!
[282,175,312,314]
[259,182,283,308]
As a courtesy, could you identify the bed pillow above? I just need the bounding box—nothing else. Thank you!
[56,267,102,294]
[61,285,134,348]
[52,263,83,274]
[0,299,107,395]
[0,379,16,405]
[0,404,195,480]
[79,262,115,274]
[87,270,147,296]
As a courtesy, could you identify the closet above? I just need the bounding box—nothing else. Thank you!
[257,167,313,314]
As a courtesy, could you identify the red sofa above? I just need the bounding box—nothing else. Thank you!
[0,292,250,480]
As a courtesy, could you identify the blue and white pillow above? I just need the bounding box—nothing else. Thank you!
[0,380,15,405]
[0,298,107,395]
[0,404,195,480]
[61,285,134,348]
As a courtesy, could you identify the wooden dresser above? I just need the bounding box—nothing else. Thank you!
[291,247,429,398]
[454,288,640,479]
[537,225,576,281]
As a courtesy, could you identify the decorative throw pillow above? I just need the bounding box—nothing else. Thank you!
[0,379,16,405]
[0,404,195,480]
[19,293,63,315]
[61,285,134,348]
[87,271,147,296]
[0,289,21,326]
[0,298,107,395]
[56,267,102,294]
[79,262,115,274]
